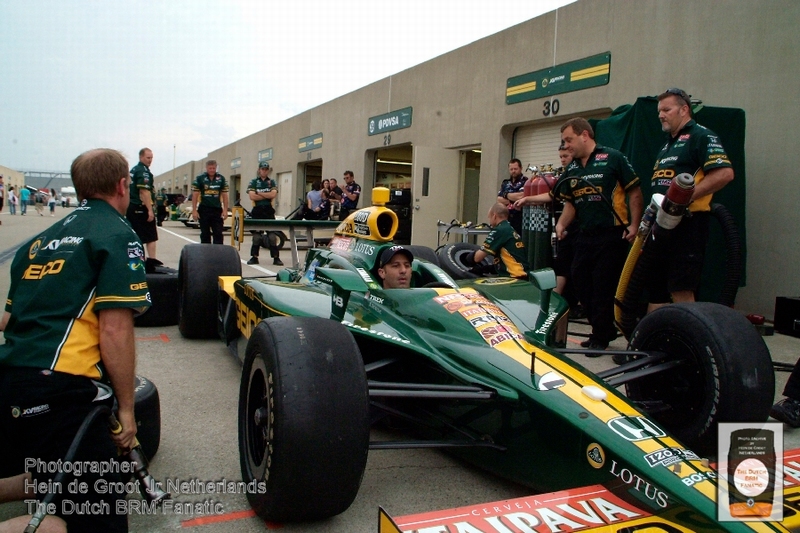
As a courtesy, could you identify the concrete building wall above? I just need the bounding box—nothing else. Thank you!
[0,166,26,208]
[154,0,800,317]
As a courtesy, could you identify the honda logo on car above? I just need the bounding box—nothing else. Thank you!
[607,416,665,441]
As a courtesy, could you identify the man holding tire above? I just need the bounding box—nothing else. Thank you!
[246,161,283,266]
[646,88,734,312]
[0,148,149,533]
[192,160,230,244]
[467,203,529,279]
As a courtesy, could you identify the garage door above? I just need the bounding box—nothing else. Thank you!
[513,112,611,171]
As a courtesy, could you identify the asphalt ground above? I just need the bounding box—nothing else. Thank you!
[0,206,798,532]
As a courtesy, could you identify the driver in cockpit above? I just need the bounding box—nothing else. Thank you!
[377,246,414,289]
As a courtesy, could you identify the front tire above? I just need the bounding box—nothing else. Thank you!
[178,244,241,339]
[627,303,774,453]
[238,317,369,522]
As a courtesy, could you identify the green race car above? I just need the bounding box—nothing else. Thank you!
[177,188,777,531]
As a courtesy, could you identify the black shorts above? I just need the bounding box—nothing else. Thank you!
[647,212,710,303]
[0,367,128,532]
[126,203,158,244]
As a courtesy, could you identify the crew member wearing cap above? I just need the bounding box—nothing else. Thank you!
[646,88,734,312]
[155,187,168,226]
[377,246,414,289]
[246,161,282,265]
[468,203,529,278]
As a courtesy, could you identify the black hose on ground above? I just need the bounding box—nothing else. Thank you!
[711,203,742,307]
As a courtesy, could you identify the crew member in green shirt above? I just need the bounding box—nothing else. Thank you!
[646,88,734,311]
[246,161,283,266]
[553,117,642,352]
[469,203,529,278]
[191,160,229,244]
[127,147,159,264]
[0,148,149,533]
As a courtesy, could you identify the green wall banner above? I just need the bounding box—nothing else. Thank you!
[258,148,273,162]
[299,133,323,153]
[506,52,611,104]
[368,107,413,136]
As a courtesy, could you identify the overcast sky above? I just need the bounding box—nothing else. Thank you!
[1,0,573,176]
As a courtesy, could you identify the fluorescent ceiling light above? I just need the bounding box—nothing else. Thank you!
[377,159,412,166]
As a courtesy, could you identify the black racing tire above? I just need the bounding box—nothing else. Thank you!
[423,282,456,288]
[133,375,161,460]
[627,303,774,453]
[238,317,369,522]
[178,244,242,339]
[437,243,489,279]
[134,266,179,327]
[404,245,440,267]
[261,231,287,251]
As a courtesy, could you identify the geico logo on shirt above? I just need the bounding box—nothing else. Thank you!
[23,259,66,280]
[130,282,148,291]
[652,169,676,179]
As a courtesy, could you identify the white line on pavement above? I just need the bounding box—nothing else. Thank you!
[158,227,278,276]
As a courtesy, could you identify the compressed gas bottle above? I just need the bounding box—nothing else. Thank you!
[522,171,557,271]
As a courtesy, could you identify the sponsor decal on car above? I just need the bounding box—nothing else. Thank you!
[644,447,700,468]
[607,416,666,442]
[587,443,605,469]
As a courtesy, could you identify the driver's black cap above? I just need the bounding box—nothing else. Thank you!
[379,245,414,268]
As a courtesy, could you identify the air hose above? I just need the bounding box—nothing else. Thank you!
[614,177,742,339]
[24,405,112,533]
[24,406,169,533]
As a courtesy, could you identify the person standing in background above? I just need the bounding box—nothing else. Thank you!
[48,188,57,216]
[192,160,229,244]
[19,186,30,215]
[127,148,160,266]
[339,171,361,220]
[497,159,527,234]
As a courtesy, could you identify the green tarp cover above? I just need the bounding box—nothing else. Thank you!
[592,97,747,302]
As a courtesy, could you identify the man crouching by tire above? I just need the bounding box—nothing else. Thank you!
[0,149,150,533]
[465,203,529,278]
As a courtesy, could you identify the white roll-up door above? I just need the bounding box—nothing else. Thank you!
[513,112,611,170]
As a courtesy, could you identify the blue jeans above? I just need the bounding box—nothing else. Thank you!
[9,202,16,214]
[20,201,27,214]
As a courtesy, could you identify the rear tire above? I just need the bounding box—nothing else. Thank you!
[405,245,440,267]
[178,244,242,339]
[133,376,161,460]
[627,303,774,453]
[135,266,179,327]
[437,243,491,279]
[238,317,369,522]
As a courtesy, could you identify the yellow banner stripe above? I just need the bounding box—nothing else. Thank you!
[506,80,537,97]
[571,63,610,82]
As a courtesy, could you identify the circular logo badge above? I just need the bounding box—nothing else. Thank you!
[369,120,375,134]
[28,239,42,259]
[11,406,21,418]
[586,443,605,469]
